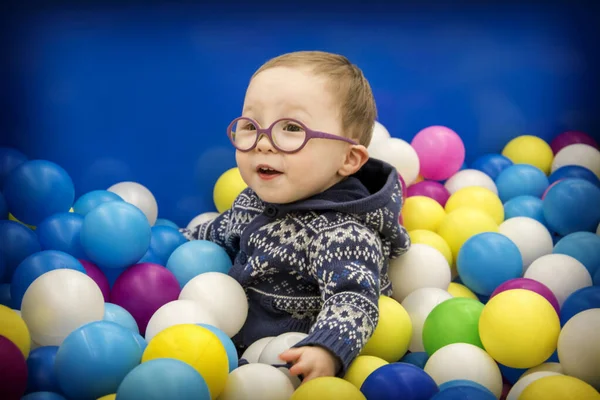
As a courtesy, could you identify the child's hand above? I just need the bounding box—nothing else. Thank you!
[279,345,342,383]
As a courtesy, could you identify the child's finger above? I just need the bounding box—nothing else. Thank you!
[288,359,309,376]
[279,347,303,362]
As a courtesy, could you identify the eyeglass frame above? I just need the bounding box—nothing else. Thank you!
[226,117,359,154]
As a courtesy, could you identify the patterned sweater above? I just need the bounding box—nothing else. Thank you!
[180,158,410,373]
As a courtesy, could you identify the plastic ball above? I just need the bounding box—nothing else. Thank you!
[361,296,412,362]
[72,190,124,216]
[198,323,238,372]
[0,335,28,399]
[498,216,553,272]
[0,220,41,282]
[116,358,211,400]
[8,211,37,229]
[506,371,563,400]
[0,303,31,358]
[55,321,143,399]
[444,169,498,195]
[553,231,600,278]
[406,180,451,207]
[154,218,179,229]
[344,355,388,390]
[490,278,560,316]
[400,288,452,352]
[258,332,307,388]
[148,226,187,265]
[549,165,600,186]
[107,181,158,226]
[560,286,600,326]
[519,375,600,400]
[0,192,7,220]
[21,391,67,400]
[166,240,232,288]
[399,352,429,369]
[524,254,592,306]
[291,377,366,400]
[401,196,446,231]
[218,363,295,400]
[240,336,275,364]
[213,168,248,213]
[361,362,440,400]
[25,346,61,394]
[369,138,421,185]
[495,164,549,203]
[410,125,465,181]
[103,303,139,334]
[432,385,496,400]
[437,208,499,261]
[543,178,600,235]
[503,195,546,225]
[445,186,504,225]
[388,244,451,302]
[186,212,219,230]
[179,272,248,338]
[422,297,485,356]
[478,289,560,369]
[557,308,600,389]
[370,121,391,147]
[521,362,563,378]
[79,260,110,302]
[471,153,513,181]
[551,143,600,178]
[501,135,554,175]
[407,230,453,267]
[0,147,28,188]
[550,130,598,154]
[446,282,478,300]
[37,212,86,259]
[3,160,75,226]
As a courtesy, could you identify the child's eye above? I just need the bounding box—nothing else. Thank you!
[244,123,257,131]
[283,123,304,132]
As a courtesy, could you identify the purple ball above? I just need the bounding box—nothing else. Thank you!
[550,131,598,155]
[490,277,560,315]
[0,335,28,399]
[110,262,180,335]
[79,259,110,302]
[406,180,451,207]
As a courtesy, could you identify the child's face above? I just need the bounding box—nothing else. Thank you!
[235,66,353,204]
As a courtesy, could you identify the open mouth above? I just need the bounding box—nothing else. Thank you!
[257,165,282,179]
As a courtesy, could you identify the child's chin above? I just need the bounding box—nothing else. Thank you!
[256,189,303,205]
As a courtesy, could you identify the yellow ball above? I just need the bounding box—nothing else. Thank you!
[437,208,498,260]
[0,304,31,359]
[97,395,116,400]
[290,377,366,400]
[414,175,424,183]
[142,324,229,399]
[408,229,453,267]
[445,186,504,225]
[344,355,388,390]
[447,282,478,300]
[520,375,600,400]
[502,135,554,175]
[360,296,412,362]
[8,213,36,230]
[479,289,560,369]
[402,196,446,232]
[213,167,247,213]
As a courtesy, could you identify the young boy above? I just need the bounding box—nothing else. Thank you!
[181,51,410,382]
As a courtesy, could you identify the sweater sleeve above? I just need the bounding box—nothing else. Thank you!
[292,220,384,375]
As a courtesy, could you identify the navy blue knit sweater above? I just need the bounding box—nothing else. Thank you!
[180,158,410,373]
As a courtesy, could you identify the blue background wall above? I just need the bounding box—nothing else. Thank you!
[1,1,598,227]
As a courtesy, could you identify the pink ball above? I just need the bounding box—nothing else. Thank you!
[550,130,598,155]
[79,259,110,302]
[110,262,181,335]
[490,277,560,315]
[411,125,466,181]
[406,180,451,207]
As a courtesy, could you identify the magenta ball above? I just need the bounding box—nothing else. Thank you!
[0,335,28,399]
[550,131,598,155]
[411,125,466,181]
[407,180,451,207]
[490,277,560,315]
[110,262,181,335]
[79,259,110,302]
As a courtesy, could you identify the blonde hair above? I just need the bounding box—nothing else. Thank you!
[252,51,377,147]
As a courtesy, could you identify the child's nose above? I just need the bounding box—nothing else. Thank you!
[255,133,276,153]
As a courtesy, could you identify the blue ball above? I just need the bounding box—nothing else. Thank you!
[595,268,600,286]
[553,232,600,278]
[117,358,211,400]
[498,363,526,384]
[0,220,41,283]
[549,165,600,187]
[0,282,10,306]
[495,164,549,203]
[80,201,151,270]
[37,212,87,260]
[55,321,143,400]
[560,286,600,326]
[26,346,61,394]
[100,264,130,288]
[431,385,496,400]
[361,362,439,400]
[149,226,188,265]
[457,232,523,296]
[104,302,140,334]
[198,323,238,371]
[503,195,546,226]
[154,218,179,229]
[438,379,495,395]
[3,160,75,226]
[22,392,67,400]
[543,178,600,236]
[137,248,163,265]
[166,240,231,288]
[471,154,513,181]
[132,332,147,352]
[0,147,28,189]
[0,192,7,219]
[73,190,124,216]
[400,352,429,369]
[11,250,86,309]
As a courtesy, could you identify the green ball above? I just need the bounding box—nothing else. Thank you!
[422,297,485,356]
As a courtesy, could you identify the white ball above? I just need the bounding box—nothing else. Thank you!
[444,169,498,195]
[552,143,600,179]
[507,371,563,400]
[557,308,600,390]
[369,121,391,148]
[108,181,159,226]
[400,287,453,352]
[21,269,105,346]
[522,362,563,378]
[424,342,503,399]
[388,244,451,302]
[144,299,220,342]
[187,212,220,230]
[179,272,248,338]
[259,332,308,389]
[369,138,420,185]
[524,254,592,306]
[499,217,554,273]
[218,363,295,400]
[241,336,276,364]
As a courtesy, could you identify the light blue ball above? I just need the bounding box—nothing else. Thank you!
[543,178,600,236]
[198,323,238,371]
[21,392,67,400]
[103,302,140,334]
[154,218,179,229]
[149,226,188,265]
[495,164,549,203]
[166,240,231,288]
[37,212,87,260]
[503,195,546,226]
[399,351,429,369]
[73,190,124,216]
[553,231,600,278]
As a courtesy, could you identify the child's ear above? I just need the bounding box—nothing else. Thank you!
[338,145,369,176]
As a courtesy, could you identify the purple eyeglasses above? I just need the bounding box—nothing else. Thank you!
[227,117,358,154]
